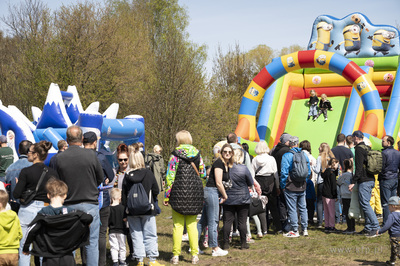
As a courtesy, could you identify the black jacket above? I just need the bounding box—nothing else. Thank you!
[321,168,337,199]
[121,168,159,216]
[319,99,332,109]
[23,211,92,257]
[353,142,375,184]
[309,96,319,105]
[271,143,290,176]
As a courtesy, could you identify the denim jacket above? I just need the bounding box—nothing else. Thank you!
[5,156,32,201]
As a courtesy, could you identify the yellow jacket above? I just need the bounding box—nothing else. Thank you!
[0,210,22,254]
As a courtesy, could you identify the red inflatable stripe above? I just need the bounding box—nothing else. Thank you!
[253,67,275,89]
[342,61,366,83]
[298,50,316,68]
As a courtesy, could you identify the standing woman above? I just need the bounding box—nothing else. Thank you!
[312,143,335,228]
[112,144,130,190]
[13,141,58,265]
[197,143,232,257]
[321,158,339,232]
[164,131,206,265]
[251,140,281,234]
[121,150,163,266]
[222,148,253,250]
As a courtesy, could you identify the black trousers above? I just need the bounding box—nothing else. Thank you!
[222,204,249,247]
[342,198,355,231]
[306,199,315,224]
[43,254,76,266]
[99,206,110,266]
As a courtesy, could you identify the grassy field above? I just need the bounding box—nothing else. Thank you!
[75,194,391,265]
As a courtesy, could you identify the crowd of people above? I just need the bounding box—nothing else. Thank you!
[1,126,400,265]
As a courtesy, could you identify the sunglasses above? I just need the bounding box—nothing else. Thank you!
[222,150,232,155]
[118,158,128,162]
[28,150,36,154]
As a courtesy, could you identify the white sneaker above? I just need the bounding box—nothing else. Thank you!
[303,230,309,237]
[232,230,240,237]
[212,247,228,257]
[246,235,255,243]
[283,231,300,238]
[192,255,199,264]
[170,256,179,265]
[182,233,189,242]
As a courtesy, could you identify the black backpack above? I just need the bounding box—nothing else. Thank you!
[289,149,309,183]
[126,174,153,215]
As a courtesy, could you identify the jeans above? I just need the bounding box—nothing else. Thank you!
[197,187,219,248]
[128,215,159,261]
[316,183,324,225]
[380,178,398,225]
[284,190,308,232]
[358,181,380,231]
[18,200,45,266]
[68,203,100,266]
[172,210,198,256]
[308,105,318,117]
[99,206,110,266]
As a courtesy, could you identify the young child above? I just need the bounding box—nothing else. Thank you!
[109,188,128,266]
[314,93,333,121]
[377,196,400,265]
[0,190,22,266]
[321,158,339,232]
[337,159,356,234]
[23,178,93,266]
[307,89,319,120]
[306,177,316,226]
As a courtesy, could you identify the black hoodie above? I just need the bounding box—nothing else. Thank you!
[271,142,291,176]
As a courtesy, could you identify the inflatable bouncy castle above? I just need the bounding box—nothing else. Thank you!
[0,83,145,162]
[235,13,400,157]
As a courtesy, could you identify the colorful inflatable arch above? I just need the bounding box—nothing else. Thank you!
[235,13,400,156]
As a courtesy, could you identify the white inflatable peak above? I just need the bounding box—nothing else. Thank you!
[103,103,119,119]
[8,105,36,131]
[31,106,42,123]
[66,85,84,112]
[85,102,100,114]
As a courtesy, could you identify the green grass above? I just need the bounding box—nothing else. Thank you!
[74,194,391,265]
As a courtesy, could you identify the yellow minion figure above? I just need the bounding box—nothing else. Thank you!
[287,56,295,68]
[335,24,362,56]
[368,29,396,55]
[309,21,334,51]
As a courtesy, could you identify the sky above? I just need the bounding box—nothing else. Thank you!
[1,0,399,75]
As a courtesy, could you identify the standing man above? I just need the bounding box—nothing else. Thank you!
[271,133,292,231]
[0,135,14,183]
[379,135,400,226]
[49,139,68,170]
[4,140,33,212]
[331,133,354,224]
[349,130,380,237]
[280,136,311,238]
[56,126,104,266]
[83,131,115,266]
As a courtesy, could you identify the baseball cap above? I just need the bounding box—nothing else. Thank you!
[0,135,6,143]
[83,132,97,144]
[389,196,400,206]
[352,130,364,139]
[280,133,292,144]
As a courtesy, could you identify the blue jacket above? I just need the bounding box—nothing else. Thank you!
[223,164,253,206]
[379,146,400,181]
[280,147,311,192]
[97,151,114,208]
[5,156,32,202]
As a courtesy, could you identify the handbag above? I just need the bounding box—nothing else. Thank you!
[19,167,48,206]
[248,186,267,217]
[222,178,233,190]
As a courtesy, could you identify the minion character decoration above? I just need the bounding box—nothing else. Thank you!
[368,29,396,55]
[335,24,362,56]
[309,21,334,51]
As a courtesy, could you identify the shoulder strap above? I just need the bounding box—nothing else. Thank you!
[35,167,48,193]
[190,162,200,177]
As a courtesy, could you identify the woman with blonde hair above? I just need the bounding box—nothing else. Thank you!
[164,130,206,264]
[251,140,281,234]
[222,148,253,250]
[121,150,163,266]
[312,142,335,228]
